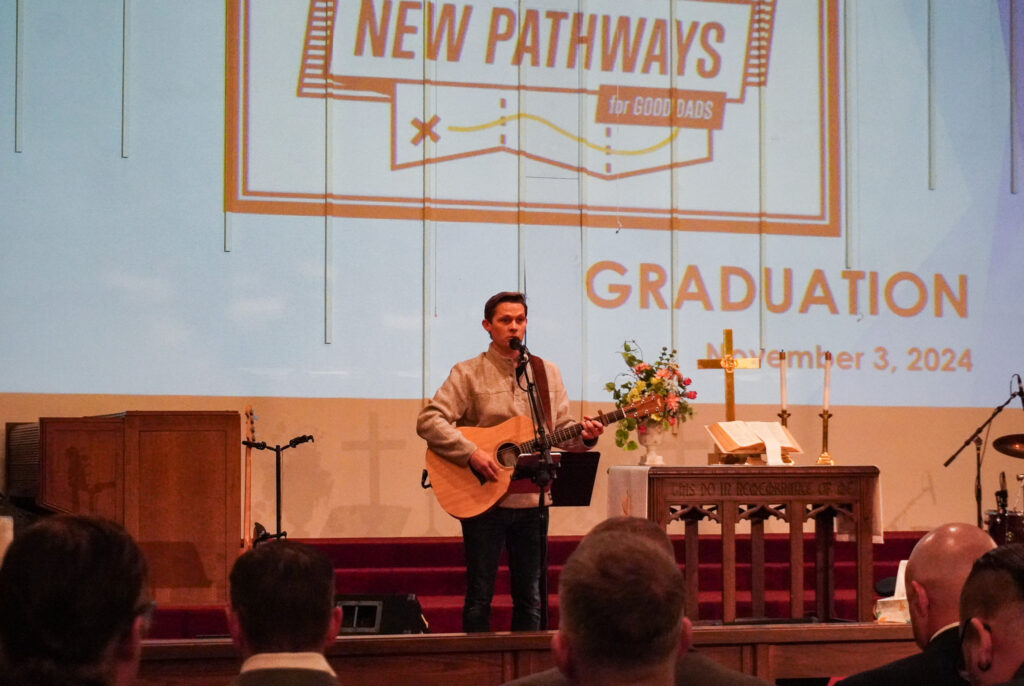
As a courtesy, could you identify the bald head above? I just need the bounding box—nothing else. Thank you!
[906,523,996,599]
[905,523,995,648]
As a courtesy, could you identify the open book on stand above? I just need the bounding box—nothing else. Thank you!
[704,421,801,465]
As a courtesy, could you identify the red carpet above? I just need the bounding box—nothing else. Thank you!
[148,531,922,638]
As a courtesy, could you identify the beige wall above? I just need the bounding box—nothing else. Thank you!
[2,392,1018,537]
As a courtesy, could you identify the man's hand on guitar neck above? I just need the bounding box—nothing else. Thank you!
[468,449,501,482]
[580,416,605,442]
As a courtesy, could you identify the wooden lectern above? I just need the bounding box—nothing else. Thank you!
[32,411,241,605]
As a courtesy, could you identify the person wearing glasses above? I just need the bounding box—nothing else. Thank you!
[0,514,152,686]
[959,543,1024,686]
[836,522,995,686]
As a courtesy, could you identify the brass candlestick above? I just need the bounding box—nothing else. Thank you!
[818,410,834,465]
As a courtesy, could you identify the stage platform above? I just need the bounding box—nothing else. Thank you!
[147,532,921,637]
[140,621,916,685]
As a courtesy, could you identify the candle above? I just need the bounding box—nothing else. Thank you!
[779,350,787,409]
[823,351,832,410]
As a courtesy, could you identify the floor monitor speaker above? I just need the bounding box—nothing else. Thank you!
[335,593,429,635]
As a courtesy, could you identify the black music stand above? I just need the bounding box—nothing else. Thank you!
[510,451,600,629]
[550,451,600,507]
[511,452,601,506]
[512,338,602,629]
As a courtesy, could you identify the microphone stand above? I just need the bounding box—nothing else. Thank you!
[973,437,983,529]
[241,434,315,545]
[944,391,1019,528]
[515,342,557,630]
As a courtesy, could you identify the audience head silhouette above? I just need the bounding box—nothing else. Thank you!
[586,515,676,557]
[228,540,342,657]
[553,516,689,686]
[904,522,995,649]
[0,514,151,686]
[959,542,1024,686]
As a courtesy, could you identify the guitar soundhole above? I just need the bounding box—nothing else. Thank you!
[496,444,519,467]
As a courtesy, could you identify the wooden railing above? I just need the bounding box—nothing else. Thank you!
[139,622,915,686]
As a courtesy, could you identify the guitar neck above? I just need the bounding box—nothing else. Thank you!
[518,406,633,454]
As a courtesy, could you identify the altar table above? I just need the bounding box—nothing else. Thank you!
[608,465,880,623]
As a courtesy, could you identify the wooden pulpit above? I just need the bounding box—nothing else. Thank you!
[32,411,241,605]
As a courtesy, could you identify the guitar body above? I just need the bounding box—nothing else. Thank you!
[423,396,662,520]
[424,415,536,520]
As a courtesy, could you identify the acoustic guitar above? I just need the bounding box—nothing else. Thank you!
[424,395,664,519]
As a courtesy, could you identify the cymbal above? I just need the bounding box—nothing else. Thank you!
[994,435,1024,459]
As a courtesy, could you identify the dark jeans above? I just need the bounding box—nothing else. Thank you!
[460,506,547,633]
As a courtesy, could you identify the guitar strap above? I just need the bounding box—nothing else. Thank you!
[528,355,553,431]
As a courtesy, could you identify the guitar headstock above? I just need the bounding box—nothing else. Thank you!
[244,405,256,443]
[625,394,665,420]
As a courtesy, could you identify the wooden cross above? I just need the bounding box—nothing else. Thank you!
[697,329,761,421]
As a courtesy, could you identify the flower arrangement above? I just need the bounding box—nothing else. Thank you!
[604,341,697,450]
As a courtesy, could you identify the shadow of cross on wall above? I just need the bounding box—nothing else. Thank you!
[339,413,404,507]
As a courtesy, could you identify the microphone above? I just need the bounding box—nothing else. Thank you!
[510,337,530,371]
[1017,374,1024,412]
[289,435,314,448]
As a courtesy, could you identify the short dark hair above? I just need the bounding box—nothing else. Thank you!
[960,543,1024,623]
[229,540,336,653]
[483,291,527,322]
[0,515,148,679]
[587,516,677,559]
[558,530,685,672]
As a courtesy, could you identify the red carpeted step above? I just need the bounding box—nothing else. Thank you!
[693,588,861,622]
[417,589,863,634]
[338,557,903,598]
[306,537,467,569]
[416,594,563,634]
[151,532,922,639]
[339,566,465,595]
[308,532,923,567]
[148,606,229,640]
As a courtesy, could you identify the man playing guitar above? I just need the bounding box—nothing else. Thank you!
[416,291,604,633]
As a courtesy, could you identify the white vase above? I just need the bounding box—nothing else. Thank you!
[637,424,666,466]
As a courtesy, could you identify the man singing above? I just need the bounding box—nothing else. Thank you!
[417,291,604,632]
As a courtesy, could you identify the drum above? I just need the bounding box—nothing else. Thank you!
[986,509,1024,545]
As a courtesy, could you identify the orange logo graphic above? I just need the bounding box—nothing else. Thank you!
[226,0,840,236]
